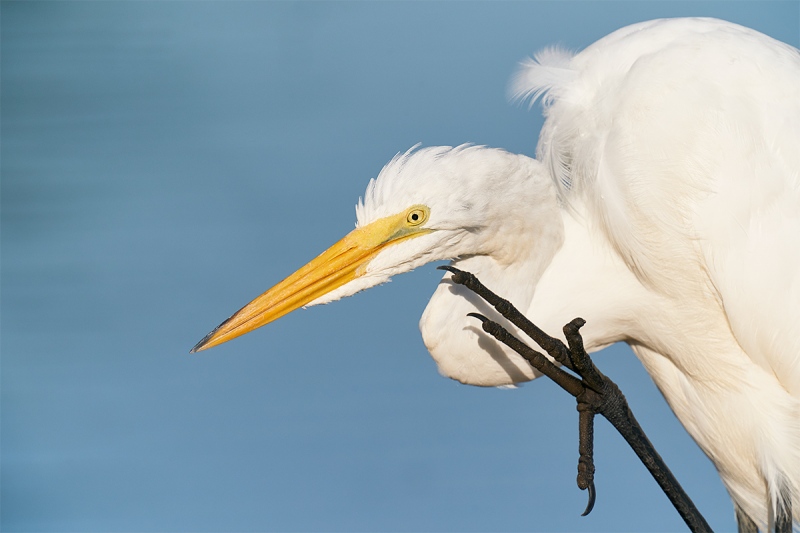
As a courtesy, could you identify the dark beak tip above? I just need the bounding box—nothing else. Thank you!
[188,313,235,354]
[189,329,217,354]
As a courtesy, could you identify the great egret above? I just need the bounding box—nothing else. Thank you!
[193,18,799,531]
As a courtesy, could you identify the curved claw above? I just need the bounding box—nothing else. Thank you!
[467,312,488,323]
[581,481,596,516]
[438,264,469,284]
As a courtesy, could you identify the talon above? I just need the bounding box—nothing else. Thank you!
[581,481,596,516]
[467,312,488,323]
[467,312,497,334]
[438,264,467,284]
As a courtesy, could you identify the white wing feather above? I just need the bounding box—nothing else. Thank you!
[513,17,800,525]
[508,46,576,108]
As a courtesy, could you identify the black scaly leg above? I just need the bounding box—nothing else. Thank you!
[439,265,712,533]
[775,492,792,533]
[735,505,758,533]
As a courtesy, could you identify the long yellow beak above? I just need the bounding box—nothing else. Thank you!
[191,207,430,353]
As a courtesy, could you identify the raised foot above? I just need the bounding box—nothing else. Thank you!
[439,265,712,533]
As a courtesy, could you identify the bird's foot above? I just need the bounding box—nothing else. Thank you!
[440,265,604,515]
[439,265,712,532]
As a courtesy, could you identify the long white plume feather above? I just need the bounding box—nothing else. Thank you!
[508,46,577,107]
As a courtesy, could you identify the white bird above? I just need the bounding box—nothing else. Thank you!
[193,18,799,531]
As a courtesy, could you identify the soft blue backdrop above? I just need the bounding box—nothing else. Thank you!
[3,2,798,531]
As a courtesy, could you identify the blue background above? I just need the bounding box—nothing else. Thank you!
[3,2,798,531]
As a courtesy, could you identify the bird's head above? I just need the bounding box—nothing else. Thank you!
[191,145,553,352]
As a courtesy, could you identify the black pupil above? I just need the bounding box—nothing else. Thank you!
[411,213,419,221]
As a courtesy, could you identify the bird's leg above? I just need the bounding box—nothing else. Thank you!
[439,265,713,533]
[775,492,792,533]
[735,505,758,533]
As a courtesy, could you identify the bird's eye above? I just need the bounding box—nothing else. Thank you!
[406,207,428,226]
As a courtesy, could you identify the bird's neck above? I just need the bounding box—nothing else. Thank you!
[451,153,570,319]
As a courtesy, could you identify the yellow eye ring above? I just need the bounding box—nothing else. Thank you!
[406,207,428,226]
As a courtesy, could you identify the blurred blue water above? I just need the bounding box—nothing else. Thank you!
[3,2,798,531]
